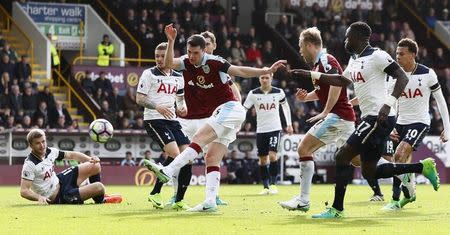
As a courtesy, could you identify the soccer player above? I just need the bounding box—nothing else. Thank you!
[136,42,191,210]
[380,38,450,210]
[144,24,286,212]
[291,22,439,218]
[20,129,122,204]
[279,27,356,212]
[172,31,240,206]
[243,70,293,195]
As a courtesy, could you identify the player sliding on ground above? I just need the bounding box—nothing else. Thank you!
[279,27,356,212]
[243,69,293,196]
[136,42,191,210]
[144,23,286,212]
[291,22,440,218]
[20,129,122,205]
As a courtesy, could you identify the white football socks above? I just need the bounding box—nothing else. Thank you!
[299,160,315,204]
[205,169,220,205]
[164,147,199,177]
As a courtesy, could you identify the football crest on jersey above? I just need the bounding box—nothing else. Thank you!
[202,65,210,74]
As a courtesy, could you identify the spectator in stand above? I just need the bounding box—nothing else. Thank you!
[100,100,115,125]
[8,85,23,115]
[48,100,72,127]
[32,116,45,129]
[417,47,433,67]
[245,42,262,63]
[219,39,233,62]
[136,23,154,58]
[4,115,15,129]
[433,48,447,69]
[108,87,124,114]
[97,34,114,67]
[0,71,11,94]
[132,116,144,130]
[21,115,32,129]
[53,115,68,129]
[425,8,438,28]
[226,150,242,184]
[242,26,260,47]
[125,8,138,31]
[180,11,194,34]
[94,71,113,97]
[138,9,150,26]
[22,85,38,116]
[121,151,136,166]
[0,54,14,81]
[120,118,132,130]
[37,85,55,108]
[14,55,32,90]
[262,40,277,64]
[1,42,18,64]
[123,87,141,120]
[0,32,5,49]
[231,40,246,65]
[276,15,293,40]
[440,8,449,21]
[80,71,96,96]
[33,101,48,127]
[138,150,153,167]
[440,68,450,99]
[94,87,105,105]
[400,22,415,40]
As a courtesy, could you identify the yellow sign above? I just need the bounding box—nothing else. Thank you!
[127,72,139,87]
[134,168,156,186]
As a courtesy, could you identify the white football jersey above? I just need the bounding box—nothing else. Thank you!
[343,47,396,118]
[243,87,286,133]
[21,147,65,198]
[137,67,184,120]
[396,64,439,125]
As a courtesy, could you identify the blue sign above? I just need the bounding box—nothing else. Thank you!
[21,2,85,24]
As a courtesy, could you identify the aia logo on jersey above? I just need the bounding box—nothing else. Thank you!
[349,71,365,83]
[157,83,178,94]
[259,103,276,110]
[43,167,54,181]
[401,88,423,98]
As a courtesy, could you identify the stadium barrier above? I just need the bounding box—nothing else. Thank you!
[1,131,448,183]
[0,165,227,186]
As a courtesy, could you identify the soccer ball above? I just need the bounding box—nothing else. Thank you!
[89,119,114,143]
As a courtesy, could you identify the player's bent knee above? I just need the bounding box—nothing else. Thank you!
[92,182,105,194]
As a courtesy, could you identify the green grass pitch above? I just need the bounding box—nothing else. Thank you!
[1,184,449,235]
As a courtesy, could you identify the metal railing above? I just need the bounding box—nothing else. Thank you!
[52,69,97,121]
[0,4,34,65]
[72,56,155,65]
[95,0,142,66]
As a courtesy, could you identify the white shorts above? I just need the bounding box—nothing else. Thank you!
[178,101,246,147]
[307,113,355,148]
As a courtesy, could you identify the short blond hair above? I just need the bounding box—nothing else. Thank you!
[300,27,322,47]
[27,129,45,144]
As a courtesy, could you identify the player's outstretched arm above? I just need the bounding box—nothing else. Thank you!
[227,60,286,78]
[280,100,293,135]
[377,65,409,124]
[432,88,450,142]
[290,69,352,87]
[20,179,49,204]
[164,24,182,70]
